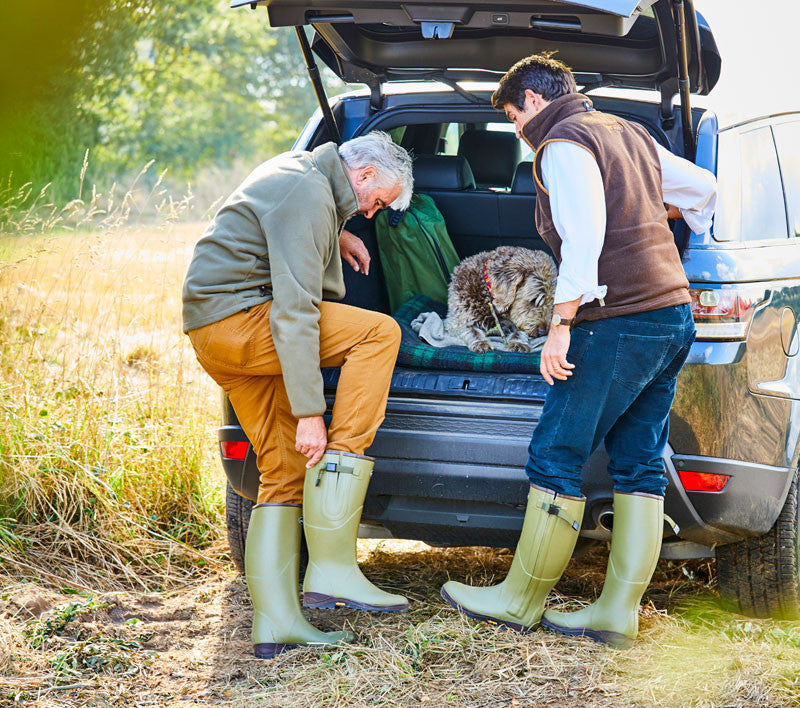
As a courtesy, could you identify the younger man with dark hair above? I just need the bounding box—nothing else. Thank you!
[441,53,716,648]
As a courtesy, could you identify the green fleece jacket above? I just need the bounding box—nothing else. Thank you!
[182,142,359,418]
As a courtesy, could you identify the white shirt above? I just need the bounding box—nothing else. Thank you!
[540,138,717,306]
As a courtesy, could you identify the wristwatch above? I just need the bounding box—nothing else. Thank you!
[550,313,575,328]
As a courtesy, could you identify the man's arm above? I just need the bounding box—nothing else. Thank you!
[652,138,717,233]
[539,141,607,385]
[261,198,332,467]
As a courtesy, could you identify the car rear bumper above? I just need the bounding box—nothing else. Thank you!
[220,389,795,557]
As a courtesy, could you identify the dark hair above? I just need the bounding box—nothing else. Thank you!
[491,53,577,111]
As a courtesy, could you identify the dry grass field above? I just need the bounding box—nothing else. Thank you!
[2,224,800,707]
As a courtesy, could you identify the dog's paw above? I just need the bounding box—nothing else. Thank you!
[469,340,493,354]
[506,341,532,353]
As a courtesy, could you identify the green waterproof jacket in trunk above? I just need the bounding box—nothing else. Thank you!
[374,193,461,313]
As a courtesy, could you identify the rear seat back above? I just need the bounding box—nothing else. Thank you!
[413,155,551,260]
[511,161,536,194]
[413,155,476,191]
[457,129,521,190]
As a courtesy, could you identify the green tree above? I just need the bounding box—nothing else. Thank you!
[1,1,346,203]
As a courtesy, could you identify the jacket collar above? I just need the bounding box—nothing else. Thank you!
[521,93,594,151]
[311,142,359,221]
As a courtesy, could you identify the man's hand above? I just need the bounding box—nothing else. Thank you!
[296,416,327,468]
[540,325,575,386]
[339,229,371,275]
[665,203,682,220]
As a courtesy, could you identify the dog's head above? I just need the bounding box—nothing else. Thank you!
[490,247,557,337]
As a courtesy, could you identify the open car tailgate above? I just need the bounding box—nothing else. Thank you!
[236,0,720,97]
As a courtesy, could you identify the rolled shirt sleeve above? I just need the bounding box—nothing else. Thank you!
[652,138,717,234]
[260,198,335,419]
[540,141,608,306]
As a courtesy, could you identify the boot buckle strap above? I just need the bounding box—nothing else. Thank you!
[542,502,580,532]
[315,459,357,486]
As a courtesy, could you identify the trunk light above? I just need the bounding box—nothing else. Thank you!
[678,469,730,492]
[220,440,249,460]
[689,286,766,340]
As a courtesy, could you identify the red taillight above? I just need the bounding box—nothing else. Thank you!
[689,286,765,340]
[678,469,730,492]
[220,441,249,460]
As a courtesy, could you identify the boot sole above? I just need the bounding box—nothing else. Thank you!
[253,642,300,659]
[440,586,536,634]
[540,617,634,649]
[302,592,408,613]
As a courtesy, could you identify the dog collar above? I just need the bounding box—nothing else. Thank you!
[483,260,508,344]
[482,260,494,297]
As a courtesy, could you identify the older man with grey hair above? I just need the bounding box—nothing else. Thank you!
[182,132,413,659]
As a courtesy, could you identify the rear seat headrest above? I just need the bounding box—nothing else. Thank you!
[458,129,522,189]
[412,155,476,191]
[511,161,537,194]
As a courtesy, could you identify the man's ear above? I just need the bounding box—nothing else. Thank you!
[358,165,377,184]
[524,89,544,112]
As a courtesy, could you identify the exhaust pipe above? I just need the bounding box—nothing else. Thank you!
[597,507,614,531]
[590,501,614,530]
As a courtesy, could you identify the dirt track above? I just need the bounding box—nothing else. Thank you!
[4,540,770,708]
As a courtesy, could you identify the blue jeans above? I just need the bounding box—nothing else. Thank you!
[525,303,696,498]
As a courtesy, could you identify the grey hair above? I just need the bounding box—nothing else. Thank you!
[338,131,414,211]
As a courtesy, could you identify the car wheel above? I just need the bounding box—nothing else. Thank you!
[225,481,254,575]
[716,468,800,619]
[225,482,308,578]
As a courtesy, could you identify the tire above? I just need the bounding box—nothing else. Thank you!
[716,468,800,619]
[224,482,308,578]
[225,481,254,575]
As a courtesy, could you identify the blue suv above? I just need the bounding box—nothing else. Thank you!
[219,0,800,619]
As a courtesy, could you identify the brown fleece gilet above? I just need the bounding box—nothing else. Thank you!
[522,93,690,324]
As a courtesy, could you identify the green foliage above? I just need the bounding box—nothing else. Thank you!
[24,599,106,650]
[50,635,155,678]
[1,1,344,203]
[23,599,155,679]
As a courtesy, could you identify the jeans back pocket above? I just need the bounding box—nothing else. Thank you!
[611,332,674,393]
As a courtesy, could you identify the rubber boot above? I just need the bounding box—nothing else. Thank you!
[245,503,353,659]
[541,491,663,649]
[440,484,585,632]
[302,451,409,613]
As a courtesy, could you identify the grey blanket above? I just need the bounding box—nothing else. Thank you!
[410,311,546,353]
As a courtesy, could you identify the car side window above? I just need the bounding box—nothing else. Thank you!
[738,126,788,241]
[772,120,800,238]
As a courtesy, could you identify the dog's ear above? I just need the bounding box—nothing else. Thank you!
[488,261,527,312]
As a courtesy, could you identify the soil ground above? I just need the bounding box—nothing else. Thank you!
[4,539,797,708]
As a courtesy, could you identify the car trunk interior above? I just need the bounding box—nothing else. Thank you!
[319,96,708,401]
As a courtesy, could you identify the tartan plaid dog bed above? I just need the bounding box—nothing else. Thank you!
[393,294,542,373]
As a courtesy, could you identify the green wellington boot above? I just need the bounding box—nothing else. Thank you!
[245,503,353,659]
[302,451,409,613]
[541,492,665,649]
[441,484,585,632]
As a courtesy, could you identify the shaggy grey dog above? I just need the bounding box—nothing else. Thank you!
[445,246,557,353]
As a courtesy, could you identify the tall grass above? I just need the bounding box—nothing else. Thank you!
[0,183,225,590]
[0,152,202,236]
